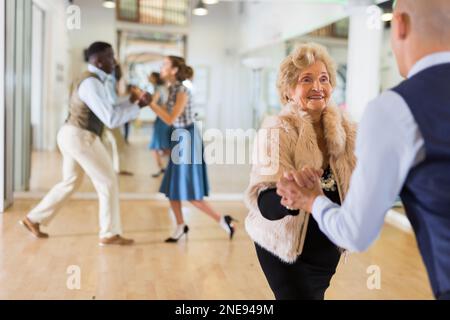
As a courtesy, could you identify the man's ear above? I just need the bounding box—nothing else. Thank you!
[89,55,99,68]
[395,12,410,40]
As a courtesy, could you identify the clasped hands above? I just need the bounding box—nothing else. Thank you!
[276,166,325,214]
[129,86,153,108]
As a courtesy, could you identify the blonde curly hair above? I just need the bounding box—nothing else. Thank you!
[277,43,337,105]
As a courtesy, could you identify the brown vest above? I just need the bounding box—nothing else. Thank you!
[66,71,104,136]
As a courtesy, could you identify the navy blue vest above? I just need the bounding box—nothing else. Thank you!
[392,63,450,299]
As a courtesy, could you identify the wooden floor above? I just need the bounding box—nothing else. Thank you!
[0,199,434,300]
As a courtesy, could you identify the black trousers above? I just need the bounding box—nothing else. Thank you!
[438,291,450,300]
[255,217,341,300]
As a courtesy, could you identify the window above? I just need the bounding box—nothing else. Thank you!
[117,0,189,26]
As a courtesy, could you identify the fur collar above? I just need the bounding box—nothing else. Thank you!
[278,103,348,159]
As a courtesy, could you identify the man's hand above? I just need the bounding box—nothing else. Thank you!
[276,167,324,213]
[137,92,152,108]
[129,86,142,103]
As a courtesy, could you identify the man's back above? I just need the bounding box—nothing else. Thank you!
[393,62,450,299]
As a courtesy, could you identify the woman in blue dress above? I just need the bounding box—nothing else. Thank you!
[148,72,171,178]
[149,56,237,242]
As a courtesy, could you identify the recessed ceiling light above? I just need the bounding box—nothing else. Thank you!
[381,13,393,22]
[103,0,116,9]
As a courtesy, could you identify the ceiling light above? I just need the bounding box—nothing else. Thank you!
[203,0,219,4]
[381,12,393,22]
[193,1,208,16]
[103,0,116,9]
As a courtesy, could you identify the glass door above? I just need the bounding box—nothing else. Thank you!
[12,0,32,192]
[0,0,7,211]
[1,0,16,211]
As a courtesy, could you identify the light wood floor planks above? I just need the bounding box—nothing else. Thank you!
[0,199,433,300]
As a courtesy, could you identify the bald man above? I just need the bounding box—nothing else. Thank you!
[277,0,450,299]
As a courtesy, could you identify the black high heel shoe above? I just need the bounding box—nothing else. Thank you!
[165,225,189,243]
[151,168,165,178]
[223,215,238,240]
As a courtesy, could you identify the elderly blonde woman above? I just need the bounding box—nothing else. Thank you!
[245,43,357,300]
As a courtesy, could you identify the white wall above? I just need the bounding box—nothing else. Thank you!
[30,0,70,151]
[187,2,241,130]
[31,4,45,150]
[238,1,348,54]
[346,5,383,122]
[68,0,117,82]
[240,41,286,128]
[380,28,403,91]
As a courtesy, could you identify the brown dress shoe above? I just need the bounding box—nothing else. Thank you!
[99,235,134,246]
[118,171,134,176]
[19,217,49,238]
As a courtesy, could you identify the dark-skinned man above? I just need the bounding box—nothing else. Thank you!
[21,42,151,246]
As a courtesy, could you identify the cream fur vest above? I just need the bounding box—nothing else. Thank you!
[244,103,357,263]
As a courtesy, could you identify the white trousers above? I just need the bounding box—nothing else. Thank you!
[102,127,126,173]
[27,124,122,238]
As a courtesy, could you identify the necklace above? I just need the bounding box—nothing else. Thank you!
[320,169,337,192]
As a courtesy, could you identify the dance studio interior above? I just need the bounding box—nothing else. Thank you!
[0,0,449,304]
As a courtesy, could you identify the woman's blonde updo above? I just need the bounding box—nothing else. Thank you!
[276,43,337,105]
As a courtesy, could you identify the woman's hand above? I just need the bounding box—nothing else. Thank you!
[276,172,303,210]
[276,167,324,213]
